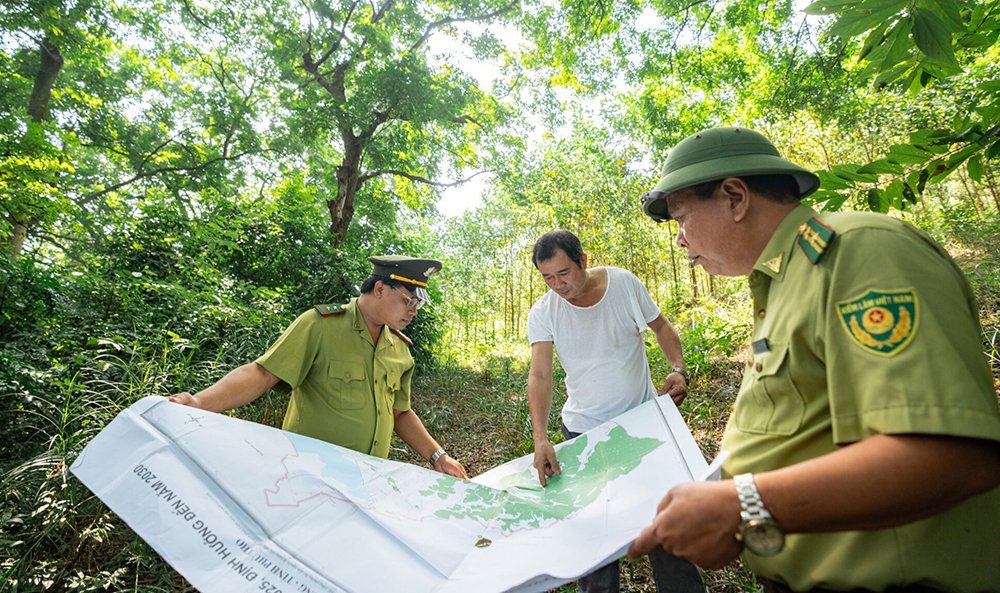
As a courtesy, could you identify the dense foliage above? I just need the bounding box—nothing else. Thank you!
[2,0,998,591]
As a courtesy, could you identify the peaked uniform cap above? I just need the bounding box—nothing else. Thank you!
[641,127,821,222]
[369,255,443,302]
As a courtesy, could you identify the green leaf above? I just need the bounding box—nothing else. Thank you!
[911,7,960,69]
[917,168,930,193]
[816,170,852,190]
[909,128,952,146]
[857,159,905,175]
[831,164,879,182]
[916,0,964,31]
[830,4,908,40]
[967,156,983,182]
[977,79,1000,92]
[926,145,978,182]
[873,60,915,87]
[874,19,914,72]
[859,23,889,61]
[808,188,849,211]
[987,139,1000,159]
[958,33,993,49]
[886,144,931,165]
[803,0,867,16]
[866,188,887,212]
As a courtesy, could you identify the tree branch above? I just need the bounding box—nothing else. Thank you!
[359,168,492,187]
[77,149,262,206]
[410,0,518,52]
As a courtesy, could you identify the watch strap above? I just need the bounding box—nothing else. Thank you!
[670,366,691,385]
[734,473,771,521]
[429,447,447,467]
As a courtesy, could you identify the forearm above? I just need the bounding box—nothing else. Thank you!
[393,409,441,461]
[192,362,279,412]
[758,434,1000,533]
[653,320,685,369]
[527,374,554,443]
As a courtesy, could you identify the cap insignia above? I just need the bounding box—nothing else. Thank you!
[424,266,438,277]
[389,273,428,287]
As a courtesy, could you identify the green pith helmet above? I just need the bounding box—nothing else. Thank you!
[369,255,442,302]
[640,126,821,222]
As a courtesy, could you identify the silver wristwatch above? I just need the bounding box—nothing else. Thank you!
[670,366,690,385]
[429,447,447,467]
[734,473,784,556]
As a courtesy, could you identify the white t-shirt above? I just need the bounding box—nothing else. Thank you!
[527,266,661,433]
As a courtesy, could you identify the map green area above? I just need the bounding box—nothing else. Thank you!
[421,426,663,533]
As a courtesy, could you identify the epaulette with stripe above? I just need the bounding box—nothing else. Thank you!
[797,217,836,265]
[314,303,347,317]
[390,327,413,347]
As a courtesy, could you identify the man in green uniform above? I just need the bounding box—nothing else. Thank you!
[627,127,1000,592]
[170,255,468,479]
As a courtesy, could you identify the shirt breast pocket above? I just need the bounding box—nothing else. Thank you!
[732,342,806,436]
[327,360,366,410]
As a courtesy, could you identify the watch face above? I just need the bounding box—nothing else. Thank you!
[744,519,784,556]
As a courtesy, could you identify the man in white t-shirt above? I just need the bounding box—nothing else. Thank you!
[527,230,704,593]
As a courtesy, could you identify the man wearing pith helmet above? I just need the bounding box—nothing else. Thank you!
[628,127,1000,592]
[170,255,468,479]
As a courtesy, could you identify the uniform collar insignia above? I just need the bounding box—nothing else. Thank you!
[762,253,782,274]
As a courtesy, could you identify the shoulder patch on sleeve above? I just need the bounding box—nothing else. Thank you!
[836,289,918,356]
[390,327,413,347]
[314,303,346,317]
[797,217,836,265]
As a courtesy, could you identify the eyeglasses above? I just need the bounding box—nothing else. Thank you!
[393,286,426,311]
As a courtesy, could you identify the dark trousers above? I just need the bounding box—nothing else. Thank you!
[561,425,706,593]
[759,577,948,593]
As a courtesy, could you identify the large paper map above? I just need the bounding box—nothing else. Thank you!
[70,396,711,593]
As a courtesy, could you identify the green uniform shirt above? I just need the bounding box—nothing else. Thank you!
[255,298,413,458]
[721,204,1000,592]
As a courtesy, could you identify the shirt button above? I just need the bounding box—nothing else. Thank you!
[344,371,351,379]
[755,362,762,372]
[757,309,766,319]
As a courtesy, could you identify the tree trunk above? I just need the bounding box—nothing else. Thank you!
[9,38,64,257]
[688,264,698,301]
[29,38,64,121]
[329,136,362,244]
[985,167,1000,215]
[9,220,28,256]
